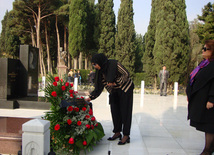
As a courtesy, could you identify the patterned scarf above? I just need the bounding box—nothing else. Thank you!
[189,59,210,86]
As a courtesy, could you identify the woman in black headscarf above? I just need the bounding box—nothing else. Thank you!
[85,53,134,145]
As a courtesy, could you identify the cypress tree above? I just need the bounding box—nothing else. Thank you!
[135,34,144,73]
[188,20,203,74]
[142,0,157,86]
[69,0,88,68]
[86,0,96,54]
[0,10,9,55]
[0,10,20,58]
[115,0,136,77]
[196,2,214,43]
[98,0,115,58]
[153,0,190,85]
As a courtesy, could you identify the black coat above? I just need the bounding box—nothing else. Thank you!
[186,61,214,123]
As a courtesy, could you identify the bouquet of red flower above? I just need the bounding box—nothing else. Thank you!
[44,74,105,154]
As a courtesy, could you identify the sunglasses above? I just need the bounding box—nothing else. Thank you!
[92,63,97,67]
[202,47,211,51]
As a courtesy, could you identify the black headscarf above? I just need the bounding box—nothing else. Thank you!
[91,53,117,89]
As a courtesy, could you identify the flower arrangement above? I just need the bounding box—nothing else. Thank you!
[44,74,105,154]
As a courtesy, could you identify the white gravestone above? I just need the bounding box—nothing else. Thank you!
[74,77,78,91]
[22,119,50,155]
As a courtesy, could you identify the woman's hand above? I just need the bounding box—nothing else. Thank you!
[107,82,116,87]
[85,97,91,102]
[206,101,214,109]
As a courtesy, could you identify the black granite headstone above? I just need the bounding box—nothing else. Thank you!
[0,45,50,109]
[0,58,20,100]
[19,45,38,97]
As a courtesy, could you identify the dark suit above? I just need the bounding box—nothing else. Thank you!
[159,69,169,95]
[186,61,214,133]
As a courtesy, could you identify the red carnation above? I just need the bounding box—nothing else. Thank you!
[67,106,73,112]
[81,96,84,99]
[65,82,69,87]
[85,124,90,129]
[51,91,57,97]
[54,77,59,82]
[85,115,90,119]
[74,107,79,112]
[95,123,98,127]
[69,137,74,144]
[67,119,72,125]
[70,83,73,87]
[61,86,66,91]
[83,141,87,146]
[89,108,93,115]
[77,121,82,126]
[61,79,63,82]
[69,89,74,94]
[82,107,86,111]
[54,124,60,131]
[91,125,94,129]
[91,116,95,121]
[70,93,74,98]
[53,81,57,86]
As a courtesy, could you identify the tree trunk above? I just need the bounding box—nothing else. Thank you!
[64,26,67,52]
[36,3,43,76]
[64,25,68,68]
[84,57,87,70]
[31,30,36,47]
[28,19,36,47]
[40,38,46,76]
[79,52,83,69]
[74,57,78,69]
[56,15,61,66]
[45,20,53,74]
[154,75,157,91]
[68,54,71,69]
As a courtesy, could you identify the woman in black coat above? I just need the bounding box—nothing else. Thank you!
[186,40,214,155]
[85,53,134,145]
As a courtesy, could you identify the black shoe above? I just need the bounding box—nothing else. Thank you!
[107,134,122,141]
[118,137,130,145]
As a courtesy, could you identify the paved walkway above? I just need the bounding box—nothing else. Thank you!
[0,93,207,155]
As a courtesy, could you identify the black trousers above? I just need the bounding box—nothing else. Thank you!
[109,84,134,136]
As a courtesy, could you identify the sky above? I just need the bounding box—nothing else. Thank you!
[0,0,212,35]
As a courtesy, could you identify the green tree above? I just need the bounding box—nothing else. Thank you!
[12,0,62,76]
[189,19,203,73]
[98,0,115,58]
[135,34,144,73]
[196,2,214,43]
[84,0,97,69]
[0,10,9,56]
[115,0,136,77]
[153,0,190,85]
[69,0,88,69]
[0,10,20,58]
[142,0,157,86]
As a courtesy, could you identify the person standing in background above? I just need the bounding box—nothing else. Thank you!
[88,70,95,86]
[159,65,169,96]
[68,69,74,83]
[77,70,81,85]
